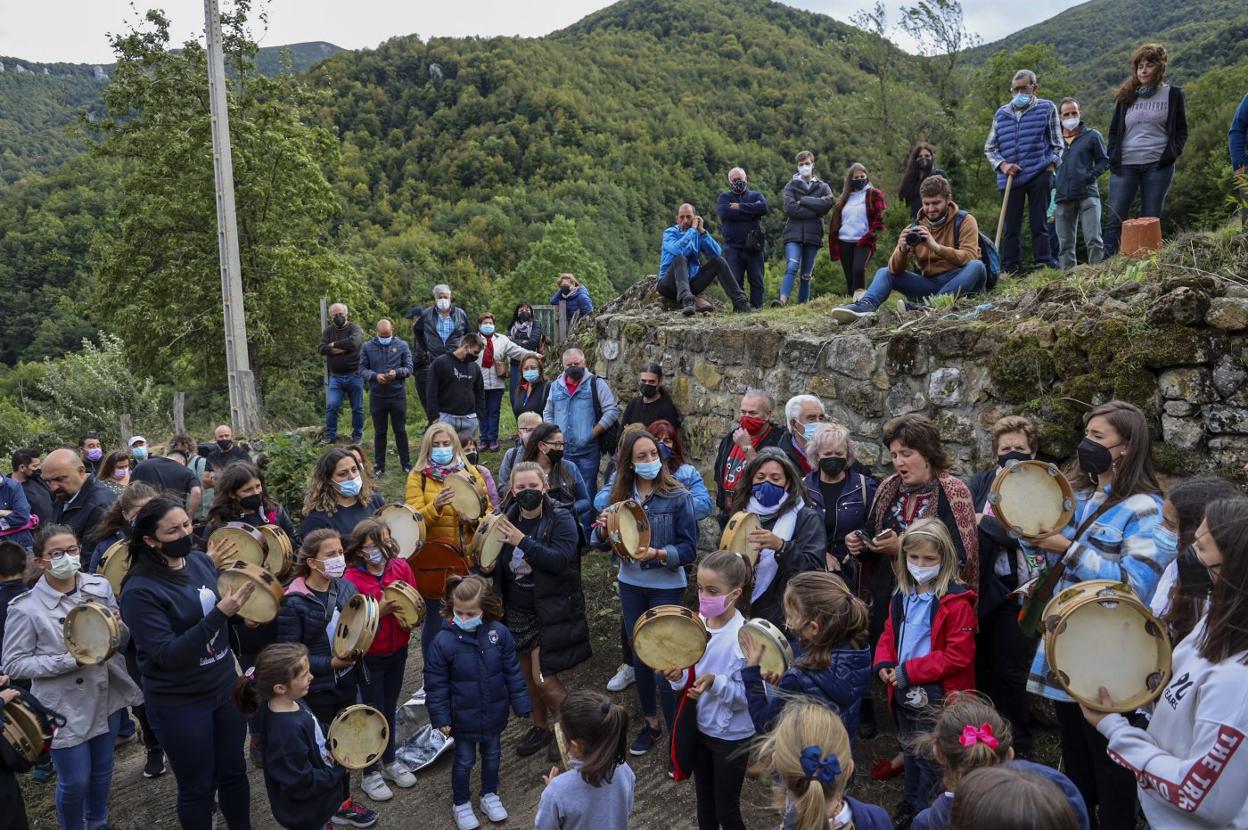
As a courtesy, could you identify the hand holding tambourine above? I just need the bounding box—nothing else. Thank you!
[740,631,781,685]
[207,535,241,569]
[216,581,256,617]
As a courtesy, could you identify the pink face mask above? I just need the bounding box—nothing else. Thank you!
[698,592,733,619]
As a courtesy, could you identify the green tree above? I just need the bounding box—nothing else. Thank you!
[491,216,613,319]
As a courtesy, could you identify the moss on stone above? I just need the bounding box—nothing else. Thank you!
[886,331,921,374]
[1151,443,1207,477]
[988,335,1057,403]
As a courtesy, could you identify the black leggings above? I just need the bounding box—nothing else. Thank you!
[1054,701,1139,829]
[693,732,749,830]
[975,600,1035,756]
[837,240,874,294]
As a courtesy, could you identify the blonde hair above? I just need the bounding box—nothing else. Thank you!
[990,416,1037,455]
[415,423,467,469]
[516,411,543,430]
[806,423,855,466]
[896,518,962,597]
[754,701,853,830]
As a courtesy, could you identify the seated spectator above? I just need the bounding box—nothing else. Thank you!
[551,274,593,324]
[831,176,986,323]
[657,202,751,316]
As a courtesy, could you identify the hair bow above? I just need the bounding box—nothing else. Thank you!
[960,723,998,749]
[800,746,842,784]
[244,666,256,680]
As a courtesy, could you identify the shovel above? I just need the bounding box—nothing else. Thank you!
[995,172,1015,250]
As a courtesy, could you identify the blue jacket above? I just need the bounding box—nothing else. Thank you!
[257,702,345,830]
[590,487,698,591]
[742,644,871,745]
[550,285,593,319]
[1054,124,1110,203]
[542,372,620,457]
[985,97,1063,188]
[1231,93,1248,171]
[783,797,891,830]
[0,476,33,549]
[276,576,360,697]
[359,337,413,400]
[594,463,712,521]
[424,619,531,741]
[803,470,877,561]
[658,226,722,280]
[716,189,768,248]
[89,531,125,573]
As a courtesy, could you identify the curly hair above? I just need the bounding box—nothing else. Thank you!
[882,413,949,472]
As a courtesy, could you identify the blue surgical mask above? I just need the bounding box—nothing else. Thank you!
[480,324,495,336]
[658,443,673,460]
[431,447,454,466]
[336,476,363,498]
[802,422,821,443]
[453,613,482,632]
[634,460,662,481]
[1012,93,1031,108]
[378,336,393,345]
[522,369,540,383]
[1153,525,1179,557]
[364,547,385,565]
[131,447,149,460]
[752,481,787,509]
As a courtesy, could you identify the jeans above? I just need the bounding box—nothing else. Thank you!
[618,581,684,724]
[360,649,408,768]
[325,373,364,442]
[1056,701,1139,830]
[480,388,505,444]
[1000,172,1057,272]
[147,688,251,830]
[693,732,749,830]
[895,705,940,811]
[1104,162,1176,257]
[657,255,747,308]
[781,241,819,302]
[51,709,121,830]
[451,734,502,805]
[566,450,601,503]
[975,599,1034,757]
[437,412,479,438]
[1055,196,1104,268]
[835,239,874,294]
[370,397,410,472]
[860,260,987,309]
[723,246,765,309]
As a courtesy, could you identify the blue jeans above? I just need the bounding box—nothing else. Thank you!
[895,705,940,811]
[861,260,987,308]
[724,246,765,309]
[325,373,364,441]
[361,649,408,769]
[51,710,121,830]
[618,582,684,725]
[1104,162,1176,257]
[566,449,601,502]
[451,734,501,805]
[781,242,819,303]
[147,688,251,830]
[480,388,505,444]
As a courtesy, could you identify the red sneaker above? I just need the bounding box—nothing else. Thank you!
[870,758,904,780]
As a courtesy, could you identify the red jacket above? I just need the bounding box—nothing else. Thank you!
[343,556,415,656]
[873,585,977,706]
[826,186,887,260]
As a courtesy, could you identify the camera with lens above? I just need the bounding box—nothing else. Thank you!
[905,225,923,246]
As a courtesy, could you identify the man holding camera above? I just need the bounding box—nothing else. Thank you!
[657,202,752,316]
[831,175,986,322]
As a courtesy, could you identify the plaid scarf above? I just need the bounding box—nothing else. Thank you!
[872,471,979,587]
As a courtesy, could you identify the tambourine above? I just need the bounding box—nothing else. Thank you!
[332,594,380,660]
[469,513,509,572]
[720,512,762,568]
[445,472,488,521]
[257,524,294,578]
[381,580,426,627]
[98,540,130,597]
[208,522,268,570]
[604,500,651,561]
[1043,579,1173,713]
[376,503,426,559]
[62,601,120,665]
[631,605,709,672]
[987,460,1076,539]
[217,560,284,624]
[738,618,793,678]
[407,539,470,599]
[2,699,48,765]
[327,704,389,770]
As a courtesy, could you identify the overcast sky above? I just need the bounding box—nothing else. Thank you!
[0,0,1087,65]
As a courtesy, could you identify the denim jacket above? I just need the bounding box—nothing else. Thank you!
[591,486,698,590]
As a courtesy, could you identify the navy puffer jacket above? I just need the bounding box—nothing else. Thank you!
[424,619,532,741]
[743,643,871,746]
[276,576,360,696]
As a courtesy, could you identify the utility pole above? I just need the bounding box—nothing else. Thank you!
[205,0,262,436]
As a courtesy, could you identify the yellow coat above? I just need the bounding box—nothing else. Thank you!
[404,465,489,547]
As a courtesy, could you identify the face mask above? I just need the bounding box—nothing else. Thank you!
[659,443,673,461]
[517,311,532,322]
[336,476,363,497]
[466,452,479,466]
[431,447,454,467]
[851,178,867,191]
[918,157,933,170]
[161,533,195,560]
[565,366,586,382]
[752,481,786,509]
[740,415,767,435]
[1061,117,1080,131]
[639,383,659,399]
[730,179,747,194]
[113,468,129,480]
[515,488,544,511]
[908,562,941,584]
[216,439,233,451]
[634,460,662,481]
[480,324,495,336]
[28,469,41,481]
[522,369,540,383]
[798,163,813,177]
[453,613,483,632]
[239,493,264,512]
[321,555,346,579]
[377,336,393,345]
[1135,85,1157,99]
[819,456,847,478]
[1012,93,1032,108]
[364,547,385,566]
[132,447,148,460]
[545,447,564,466]
[559,285,573,296]
[699,592,733,619]
[1153,525,1178,557]
[86,448,103,462]
[1077,437,1116,478]
[1177,544,1213,597]
[49,553,81,581]
[997,450,1032,468]
[332,315,346,327]
[802,422,821,443]
[435,298,451,312]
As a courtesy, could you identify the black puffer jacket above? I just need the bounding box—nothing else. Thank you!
[750,505,827,630]
[781,176,835,245]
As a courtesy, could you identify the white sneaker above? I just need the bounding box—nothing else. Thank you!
[606,663,635,692]
[361,771,393,802]
[479,793,508,823]
[381,760,416,788]
[453,802,480,830]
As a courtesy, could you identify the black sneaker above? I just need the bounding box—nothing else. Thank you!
[732,301,753,313]
[681,301,695,317]
[144,750,166,778]
[629,724,662,756]
[516,726,550,757]
[372,465,384,478]
[892,801,917,830]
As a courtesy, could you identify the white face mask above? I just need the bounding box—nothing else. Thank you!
[49,554,81,581]
[1061,117,1080,131]
[435,298,451,311]
[321,555,346,579]
[907,562,941,585]
[797,163,813,177]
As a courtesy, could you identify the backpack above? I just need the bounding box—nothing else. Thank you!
[589,376,620,456]
[953,210,1001,290]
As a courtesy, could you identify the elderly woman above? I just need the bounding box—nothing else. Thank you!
[781,394,827,476]
[803,423,878,576]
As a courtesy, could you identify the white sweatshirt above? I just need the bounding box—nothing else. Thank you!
[670,610,754,741]
[1097,617,1248,828]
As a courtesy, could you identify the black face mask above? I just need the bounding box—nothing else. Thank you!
[332,315,346,327]
[160,533,195,560]
[1077,437,1115,477]
[1176,544,1214,598]
[997,450,1032,468]
[517,311,531,323]
[918,157,933,170]
[216,439,233,451]
[27,469,41,481]
[565,366,586,382]
[545,448,564,466]
[239,493,264,512]
[819,456,847,478]
[851,178,867,191]
[515,488,544,511]
[466,452,479,466]
[639,383,659,399]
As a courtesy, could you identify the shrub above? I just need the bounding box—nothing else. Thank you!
[256,432,322,522]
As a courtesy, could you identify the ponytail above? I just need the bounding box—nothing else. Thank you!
[230,642,309,718]
[233,670,263,717]
[558,690,629,788]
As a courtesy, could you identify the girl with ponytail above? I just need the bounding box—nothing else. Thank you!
[535,690,634,830]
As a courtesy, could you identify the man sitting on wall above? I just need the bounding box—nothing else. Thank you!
[657,202,752,317]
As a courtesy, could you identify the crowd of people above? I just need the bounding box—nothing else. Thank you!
[2,40,1248,830]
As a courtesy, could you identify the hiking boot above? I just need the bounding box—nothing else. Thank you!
[693,296,713,313]
[680,300,695,317]
[830,299,878,323]
[143,749,167,779]
[629,723,662,756]
[606,663,635,692]
[516,726,550,757]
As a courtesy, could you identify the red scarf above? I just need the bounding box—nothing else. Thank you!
[721,421,773,494]
[482,335,494,369]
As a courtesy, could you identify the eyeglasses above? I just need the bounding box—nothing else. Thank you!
[46,545,81,561]
[542,441,566,450]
